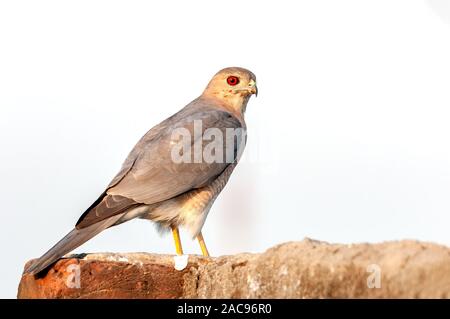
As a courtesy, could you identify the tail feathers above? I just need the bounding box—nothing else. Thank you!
[25,214,124,275]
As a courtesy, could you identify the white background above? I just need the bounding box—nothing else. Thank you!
[1,0,450,298]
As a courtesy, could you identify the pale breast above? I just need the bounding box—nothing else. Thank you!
[142,163,237,237]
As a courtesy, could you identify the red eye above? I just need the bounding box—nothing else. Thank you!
[226,76,239,86]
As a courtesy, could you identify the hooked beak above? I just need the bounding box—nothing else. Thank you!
[232,79,258,97]
[248,79,258,97]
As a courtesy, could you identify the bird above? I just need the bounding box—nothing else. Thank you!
[25,67,258,275]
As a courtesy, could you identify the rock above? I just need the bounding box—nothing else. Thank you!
[18,239,450,298]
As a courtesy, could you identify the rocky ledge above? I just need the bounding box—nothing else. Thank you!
[18,239,450,298]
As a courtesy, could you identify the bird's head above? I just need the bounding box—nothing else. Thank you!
[203,67,257,114]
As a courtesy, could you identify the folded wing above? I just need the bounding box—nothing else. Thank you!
[76,104,244,229]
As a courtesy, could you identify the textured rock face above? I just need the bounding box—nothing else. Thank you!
[18,239,450,299]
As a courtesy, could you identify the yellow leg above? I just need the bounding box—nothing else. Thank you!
[171,227,183,255]
[197,232,210,257]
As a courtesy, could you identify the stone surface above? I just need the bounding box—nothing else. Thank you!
[18,239,450,298]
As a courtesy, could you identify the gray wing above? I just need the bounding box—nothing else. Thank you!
[108,109,243,202]
[75,194,139,228]
[76,104,244,228]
